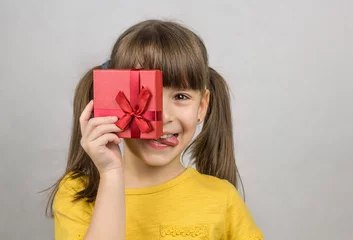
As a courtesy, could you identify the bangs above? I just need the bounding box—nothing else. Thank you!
[111,21,208,90]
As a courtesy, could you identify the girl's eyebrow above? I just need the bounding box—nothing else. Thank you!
[163,87,185,91]
[173,87,190,91]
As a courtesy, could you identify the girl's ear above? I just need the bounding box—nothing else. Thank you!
[198,90,210,122]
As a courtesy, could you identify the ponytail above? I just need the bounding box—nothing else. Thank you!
[44,64,104,217]
[188,67,243,192]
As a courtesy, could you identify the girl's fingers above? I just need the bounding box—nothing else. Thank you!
[79,100,94,134]
[82,116,118,138]
[93,133,121,146]
[87,124,122,142]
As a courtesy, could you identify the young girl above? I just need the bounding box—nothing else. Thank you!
[48,19,264,240]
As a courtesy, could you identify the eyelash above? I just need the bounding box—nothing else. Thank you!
[173,93,190,100]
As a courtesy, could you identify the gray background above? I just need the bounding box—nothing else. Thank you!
[1,0,352,239]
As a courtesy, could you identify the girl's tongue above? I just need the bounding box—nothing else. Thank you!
[152,134,179,146]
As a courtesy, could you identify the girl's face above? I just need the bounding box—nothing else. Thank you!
[123,87,209,168]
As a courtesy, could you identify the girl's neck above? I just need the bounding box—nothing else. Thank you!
[122,148,186,189]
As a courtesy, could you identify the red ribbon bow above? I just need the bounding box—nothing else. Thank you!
[115,87,153,133]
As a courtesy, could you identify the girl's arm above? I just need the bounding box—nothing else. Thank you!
[79,101,126,240]
[84,169,125,240]
[224,181,264,240]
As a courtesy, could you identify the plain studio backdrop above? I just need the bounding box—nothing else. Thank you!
[1,0,352,239]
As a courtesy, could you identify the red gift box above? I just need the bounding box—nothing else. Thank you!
[93,69,163,139]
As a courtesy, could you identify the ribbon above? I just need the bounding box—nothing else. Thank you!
[115,70,156,138]
[115,87,152,133]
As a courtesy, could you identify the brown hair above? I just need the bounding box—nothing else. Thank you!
[45,19,243,217]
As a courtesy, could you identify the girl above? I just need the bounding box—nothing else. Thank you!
[48,19,264,240]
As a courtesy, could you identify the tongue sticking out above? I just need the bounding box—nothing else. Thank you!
[156,134,179,146]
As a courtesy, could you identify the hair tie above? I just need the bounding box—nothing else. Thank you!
[101,60,111,69]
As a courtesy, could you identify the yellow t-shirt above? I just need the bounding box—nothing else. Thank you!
[53,167,263,240]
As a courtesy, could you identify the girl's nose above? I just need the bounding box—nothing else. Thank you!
[162,95,174,124]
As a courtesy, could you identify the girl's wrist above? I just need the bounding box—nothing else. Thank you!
[99,168,124,180]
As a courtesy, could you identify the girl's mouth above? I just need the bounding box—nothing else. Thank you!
[147,134,179,148]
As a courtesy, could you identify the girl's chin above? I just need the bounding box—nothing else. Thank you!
[138,154,177,167]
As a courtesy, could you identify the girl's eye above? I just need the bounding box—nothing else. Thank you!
[173,93,190,100]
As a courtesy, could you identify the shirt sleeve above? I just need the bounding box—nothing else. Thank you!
[53,174,93,240]
[224,181,264,240]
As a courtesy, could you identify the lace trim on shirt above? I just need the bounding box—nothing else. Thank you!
[160,225,208,239]
[76,234,84,240]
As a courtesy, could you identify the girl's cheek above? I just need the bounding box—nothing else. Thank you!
[179,109,198,129]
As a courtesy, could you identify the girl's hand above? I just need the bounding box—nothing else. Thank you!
[79,100,123,175]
